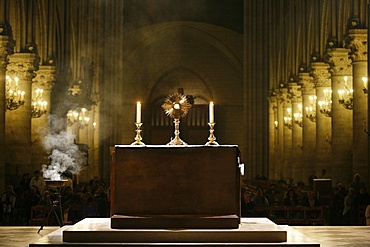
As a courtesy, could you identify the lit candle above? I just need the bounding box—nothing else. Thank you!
[338,90,343,100]
[136,101,141,123]
[363,77,368,90]
[209,101,214,123]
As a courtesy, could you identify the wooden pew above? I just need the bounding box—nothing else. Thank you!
[253,205,325,225]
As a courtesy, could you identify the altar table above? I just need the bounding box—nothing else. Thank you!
[110,145,241,229]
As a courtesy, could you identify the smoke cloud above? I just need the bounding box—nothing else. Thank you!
[41,116,87,180]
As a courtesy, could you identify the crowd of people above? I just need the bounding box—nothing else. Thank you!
[241,173,370,226]
[0,169,110,226]
[2,168,370,227]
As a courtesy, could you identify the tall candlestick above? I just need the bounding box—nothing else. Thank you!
[209,101,214,123]
[136,101,141,123]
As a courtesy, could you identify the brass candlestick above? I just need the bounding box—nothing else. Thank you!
[205,122,219,145]
[131,122,145,145]
[167,118,187,145]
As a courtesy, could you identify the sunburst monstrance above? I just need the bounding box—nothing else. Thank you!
[161,92,192,145]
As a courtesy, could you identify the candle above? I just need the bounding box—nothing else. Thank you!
[363,77,368,90]
[209,101,214,123]
[14,77,19,87]
[136,101,141,123]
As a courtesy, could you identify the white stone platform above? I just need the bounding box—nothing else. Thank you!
[29,218,320,246]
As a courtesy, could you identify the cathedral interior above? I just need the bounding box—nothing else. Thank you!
[2,0,370,246]
[0,0,370,194]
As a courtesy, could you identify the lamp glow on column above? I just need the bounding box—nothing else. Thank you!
[205,101,219,145]
[338,76,353,110]
[131,101,145,145]
[5,75,25,111]
[363,77,368,94]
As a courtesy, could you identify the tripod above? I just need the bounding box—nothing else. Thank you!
[38,181,65,233]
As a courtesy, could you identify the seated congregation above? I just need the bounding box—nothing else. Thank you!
[241,173,370,226]
[1,169,370,227]
[0,171,109,226]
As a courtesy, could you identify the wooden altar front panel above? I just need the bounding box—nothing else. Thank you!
[110,145,241,226]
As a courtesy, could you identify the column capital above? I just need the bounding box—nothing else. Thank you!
[268,95,278,113]
[346,29,367,62]
[310,62,331,87]
[268,94,277,104]
[299,72,315,95]
[0,35,14,69]
[278,88,291,105]
[288,82,302,101]
[327,48,352,76]
[7,53,38,80]
[268,90,277,101]
[33,65,56,90]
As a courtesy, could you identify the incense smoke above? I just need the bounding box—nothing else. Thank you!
[41,126,87,181]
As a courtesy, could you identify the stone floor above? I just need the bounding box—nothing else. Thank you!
[0,223,370,247]
[292,226,370,247]
[0,226,57,247]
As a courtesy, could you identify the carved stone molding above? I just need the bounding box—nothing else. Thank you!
[268,95,277,112]
[310,62,331,87]
[327,48,352,76]
[33,65,56,90]
[7,53,38,80]
[299,72,315,95]
[347,29,368,62]
[0,35,15,69]
[278,88,291,105]
[269,94,277,103]
[288,82,302,101]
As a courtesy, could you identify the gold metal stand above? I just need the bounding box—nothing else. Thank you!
[167,118,187,145]
[205,122,219,145]
[131,123,145,145]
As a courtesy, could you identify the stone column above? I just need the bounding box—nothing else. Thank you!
[68,120,80,142]
[299,72,317,184]
[77,123,89,185]
[280,88,293,180]
[276,91,285,180]
[79,125,88,144]
[289,82,303,182]
[347,29,368,188]
[0,35,13,190]
[31,65,56,166]
[311,62,332,176]
[268,94,278,179]
[92,104,99,179]
[6,53,37,175]
[327,48,353,186]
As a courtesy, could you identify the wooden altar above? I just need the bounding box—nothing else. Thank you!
[110,145,241,229]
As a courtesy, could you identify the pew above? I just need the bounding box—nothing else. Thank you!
[253,205,325,225]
